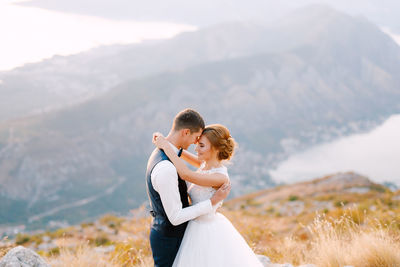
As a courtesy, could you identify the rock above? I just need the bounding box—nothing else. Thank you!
[256,255,319,267]
[266,264,294,267]
[41,236,50,243]
[257,254,271,266]
[0,246,50,267]
[37,242,57,251]
[93,245,115,254]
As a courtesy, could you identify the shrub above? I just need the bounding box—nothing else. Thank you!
[93,233,111,247]
[99,214,124,229]
[334,200,349,207]
[47,227,74,239]
[49,247,60,256]
[15,234,30,245]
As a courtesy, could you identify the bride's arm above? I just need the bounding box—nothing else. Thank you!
[153,135,228,187]
[180,149,202,169]
[152,132,202,168]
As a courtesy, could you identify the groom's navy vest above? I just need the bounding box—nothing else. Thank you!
[146,148,189,237]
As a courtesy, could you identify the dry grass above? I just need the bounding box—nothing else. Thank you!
[303,214,400,267]
[46,242,152,267]
[42,209,400,267]
[2,186,399,267]
[222,200,400,267]
[257,213,399,266]
[0,246,12,259]
[0,236,14,259]
[43,215,153,267]
[47,244,118,267]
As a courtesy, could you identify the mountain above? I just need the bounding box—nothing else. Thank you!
[3,5,400,123]
[0,21,274,123]
[0,6,400,229]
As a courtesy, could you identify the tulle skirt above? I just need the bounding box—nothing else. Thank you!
[172,212,263,267]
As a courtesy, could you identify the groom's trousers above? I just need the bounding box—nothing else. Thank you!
[150,228,183,267]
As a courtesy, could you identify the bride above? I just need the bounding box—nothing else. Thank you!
[153,124,263,267]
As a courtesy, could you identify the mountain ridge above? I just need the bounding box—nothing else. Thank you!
[2,5,399,122]
[0,6,399,229]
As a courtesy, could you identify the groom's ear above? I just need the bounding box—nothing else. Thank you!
[182,129,191,136]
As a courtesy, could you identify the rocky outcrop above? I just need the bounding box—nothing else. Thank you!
[257,255,271,265]
[0,246,49,267]
[257,255,328,267]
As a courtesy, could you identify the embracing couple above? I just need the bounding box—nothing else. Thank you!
[145,109,263,267]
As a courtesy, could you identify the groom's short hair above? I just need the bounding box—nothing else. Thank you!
[173,108,205,133]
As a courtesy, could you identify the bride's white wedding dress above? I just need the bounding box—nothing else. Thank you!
[172,164,263,267]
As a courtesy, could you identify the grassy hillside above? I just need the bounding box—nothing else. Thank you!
[1,172,399,266]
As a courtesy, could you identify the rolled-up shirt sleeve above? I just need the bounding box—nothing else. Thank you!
[151,161,212,226]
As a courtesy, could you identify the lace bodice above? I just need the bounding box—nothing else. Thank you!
[187,164,229,220]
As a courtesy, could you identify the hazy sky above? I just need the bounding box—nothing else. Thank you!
[2,0,400,72]
[0,0,195,71]
[270,114,400,185]
[18,0,400,32]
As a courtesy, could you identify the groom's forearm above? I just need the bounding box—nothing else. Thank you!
[165,200,212,226]
[153,162,213,226]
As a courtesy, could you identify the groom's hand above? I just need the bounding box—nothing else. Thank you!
[210,181,231,206]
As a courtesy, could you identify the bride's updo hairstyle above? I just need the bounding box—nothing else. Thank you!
[201,124,236,161]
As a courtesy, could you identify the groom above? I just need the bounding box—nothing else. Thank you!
[145,108,231,267]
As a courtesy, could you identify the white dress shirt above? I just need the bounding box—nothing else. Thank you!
[151,143,213,226]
